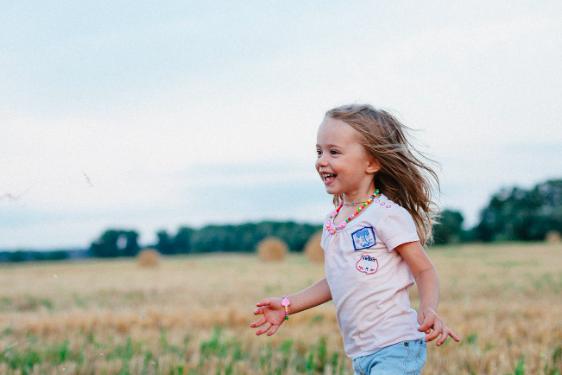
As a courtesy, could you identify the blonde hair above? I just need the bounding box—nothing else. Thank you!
[325,104,440,246]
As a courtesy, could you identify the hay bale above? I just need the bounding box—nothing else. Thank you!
[257,237,288,262]
[545,231,561,243]
[305,231,324,263]
[137,248,160,267]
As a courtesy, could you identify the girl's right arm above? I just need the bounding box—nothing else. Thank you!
[250,278,332,336]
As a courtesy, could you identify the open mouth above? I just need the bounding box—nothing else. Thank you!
[320,172,337,184]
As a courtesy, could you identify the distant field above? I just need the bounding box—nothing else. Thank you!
[1,243,561,374]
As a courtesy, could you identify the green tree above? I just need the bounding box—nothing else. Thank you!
[174,226,194,253]
[89,229,120,257]
[156,230,175,255]
[89,229,140,258]
[475,179,562,241]
[433,209,464,245]
[122,230,140,257]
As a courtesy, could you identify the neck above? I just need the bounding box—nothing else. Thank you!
[342,187,378,205]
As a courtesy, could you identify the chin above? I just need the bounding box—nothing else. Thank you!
[324,187,340,195]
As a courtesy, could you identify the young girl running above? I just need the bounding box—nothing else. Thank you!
[250,104,460,374]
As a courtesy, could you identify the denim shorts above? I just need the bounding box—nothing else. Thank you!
[352,339,426,375]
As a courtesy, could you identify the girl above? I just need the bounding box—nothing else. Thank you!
[250,104,460,374]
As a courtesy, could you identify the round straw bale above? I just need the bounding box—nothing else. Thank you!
[137,248,160,267]
[304,231,324,263]
[257,237,288,262]
[545,230,561,243]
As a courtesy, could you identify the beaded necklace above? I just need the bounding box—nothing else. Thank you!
[342,198,371,207]
[325,189,381,235]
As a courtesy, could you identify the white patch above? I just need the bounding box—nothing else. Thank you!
[356,254,379,275]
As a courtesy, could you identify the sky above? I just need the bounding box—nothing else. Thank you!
[1,1,561,249]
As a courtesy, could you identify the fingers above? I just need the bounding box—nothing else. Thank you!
[266,323,281,336]
[425,319,443,342]
[255,322,272,336]
[436,326,449,346]
[429,322,462,346]
[249,316,266,329]
[435,325,459,346]
[417,313,435,333]
[417,308,461,347]
[448,327,462,342]
[250,314,282,337]
[256,299,271,307]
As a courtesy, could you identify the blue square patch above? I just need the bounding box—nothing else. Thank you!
[351,226,376,251]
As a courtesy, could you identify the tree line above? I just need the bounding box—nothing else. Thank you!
[1,178,560,262]
[89,221,321,258]
[432,179,562,244]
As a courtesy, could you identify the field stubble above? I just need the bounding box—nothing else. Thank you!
[0,243,561,374]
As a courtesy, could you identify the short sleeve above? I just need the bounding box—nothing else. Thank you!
[375,206,420,252]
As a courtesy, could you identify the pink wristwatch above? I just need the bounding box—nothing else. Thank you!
[281,296,291,321]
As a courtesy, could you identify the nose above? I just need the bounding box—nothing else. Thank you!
[316,153,328,168]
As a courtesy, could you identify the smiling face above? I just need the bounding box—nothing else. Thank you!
[315,117,380,201]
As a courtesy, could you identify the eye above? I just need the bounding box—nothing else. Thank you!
[316,149,322,156]
[330,149,340,155]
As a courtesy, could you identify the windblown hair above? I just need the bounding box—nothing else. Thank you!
[325,104,440,246]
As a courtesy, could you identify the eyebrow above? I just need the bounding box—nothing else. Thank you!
[316,144,341,148]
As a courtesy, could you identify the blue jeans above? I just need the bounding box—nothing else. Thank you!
[352,339,426,375]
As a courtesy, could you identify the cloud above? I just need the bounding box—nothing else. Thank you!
[1,1,561,247]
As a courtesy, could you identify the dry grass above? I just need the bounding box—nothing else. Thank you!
[1,243,561,374]
[257,237,288,262]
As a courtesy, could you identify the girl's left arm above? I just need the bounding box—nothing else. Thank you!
[396,241,461,346]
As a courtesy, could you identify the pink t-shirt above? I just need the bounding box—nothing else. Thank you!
[321,194,425,359]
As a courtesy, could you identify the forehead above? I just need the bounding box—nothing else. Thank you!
[316,117,362,146]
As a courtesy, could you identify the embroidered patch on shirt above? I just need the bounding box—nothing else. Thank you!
[356,254,379,275]
[351,226,376,251]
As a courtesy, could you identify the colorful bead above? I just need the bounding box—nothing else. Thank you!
[324,190,382,235]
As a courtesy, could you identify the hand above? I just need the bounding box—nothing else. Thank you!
[249,297,287,336]
[418,307,461,346]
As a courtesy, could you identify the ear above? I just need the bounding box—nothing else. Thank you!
[366,157,381,174]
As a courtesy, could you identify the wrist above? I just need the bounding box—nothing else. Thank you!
[281,296,291,320]
[419,306,437,314]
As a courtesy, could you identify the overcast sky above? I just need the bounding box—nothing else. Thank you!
[1,1,561,249]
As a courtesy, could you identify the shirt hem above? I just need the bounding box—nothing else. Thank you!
[348,333,426,360]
